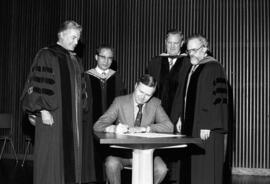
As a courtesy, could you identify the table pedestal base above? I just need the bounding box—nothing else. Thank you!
[132,149,154,184]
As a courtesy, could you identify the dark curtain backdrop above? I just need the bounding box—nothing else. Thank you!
[0,0,269,172]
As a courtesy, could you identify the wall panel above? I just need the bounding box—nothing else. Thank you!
[0,0,269,171]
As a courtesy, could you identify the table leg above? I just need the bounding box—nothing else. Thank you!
[132,149,154,184]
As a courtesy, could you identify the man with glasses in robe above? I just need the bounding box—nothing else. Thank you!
[84,45,126,182]
[173,35,229,184]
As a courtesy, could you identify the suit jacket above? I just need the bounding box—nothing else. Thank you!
[93,94,173,133]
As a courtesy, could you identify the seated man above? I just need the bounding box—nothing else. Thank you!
[93,74,174,184]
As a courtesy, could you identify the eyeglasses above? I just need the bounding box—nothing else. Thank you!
[98,55,113,61]
[186,45,204,54]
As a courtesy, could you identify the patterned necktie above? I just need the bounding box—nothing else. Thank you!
[168,58,175,70]
[102,72,106,78]
[134,104,143,127]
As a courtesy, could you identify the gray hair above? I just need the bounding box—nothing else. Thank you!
[187,34,209,49]
[57,20,82,37]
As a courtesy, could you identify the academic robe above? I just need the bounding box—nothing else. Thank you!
[147,55,191,122]
[84,69,126,122]
[83,68,126,182]
[179,57,229,184]
[20,44,87,184]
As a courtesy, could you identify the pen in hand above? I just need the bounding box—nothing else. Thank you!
[115,121,129,134]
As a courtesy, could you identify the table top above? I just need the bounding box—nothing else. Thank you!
[94,132,202,149]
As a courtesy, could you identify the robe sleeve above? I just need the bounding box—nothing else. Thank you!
[21,48,59,113]
[197,62,228,133]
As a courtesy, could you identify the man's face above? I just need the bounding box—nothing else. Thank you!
[59,28,81,51]
[165,33,183,55]
[187,38,207,65]
[134,82,156,104]
[95,48,113,71]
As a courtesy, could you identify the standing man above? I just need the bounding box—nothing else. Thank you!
[83,45,126,182]
[93,74,174,184]
[21,20,86,184]
[175,35,229,184]
[84,45,126,123]
[147,29,191,125]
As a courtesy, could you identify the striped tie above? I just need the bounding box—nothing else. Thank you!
[134,104,143,127]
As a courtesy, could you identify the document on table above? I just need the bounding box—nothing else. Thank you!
[125,132,185,138]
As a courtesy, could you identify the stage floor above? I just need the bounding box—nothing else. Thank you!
[1,159,270,184]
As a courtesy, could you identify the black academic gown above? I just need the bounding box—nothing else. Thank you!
[148,55,191,124]
[83,69,126,182]
[21,44,86,184]
[181,57,229,184]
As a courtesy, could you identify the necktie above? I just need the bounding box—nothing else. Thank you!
[134,104,143,127]
[168,58,175,70]
[101,72,106,78]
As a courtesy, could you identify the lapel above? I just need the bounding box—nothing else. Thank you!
[161,57,170,73]
[140,100,151,126]
[125,94,152,127]
[125,94,135,126]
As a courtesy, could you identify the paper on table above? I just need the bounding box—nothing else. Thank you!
[124,132,185,138]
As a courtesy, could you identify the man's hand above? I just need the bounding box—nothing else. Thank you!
[28,114,37,126]
[105,125,116,133]
[105,124,129,134]
[200,129,210,140]
[128,127,147,133]
[176,117,182,133]
[41,110,54,126]
[115,123,129,134]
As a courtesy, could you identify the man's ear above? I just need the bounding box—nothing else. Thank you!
[59,31,67,39]
[95,54,98,61]
[202,47,208,53]
[58,32,63,41]
[134,83,137,89]
[180,40,184,47]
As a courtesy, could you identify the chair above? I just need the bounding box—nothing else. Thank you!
[0,113,18,163]
[106,166,132,184]
[105,145,132,184]
[21,136,33,167]
[21,112,35,167]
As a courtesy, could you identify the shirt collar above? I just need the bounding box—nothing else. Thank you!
[167,52,181,57]
[95,66,109,75]
[132,95,145,109]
